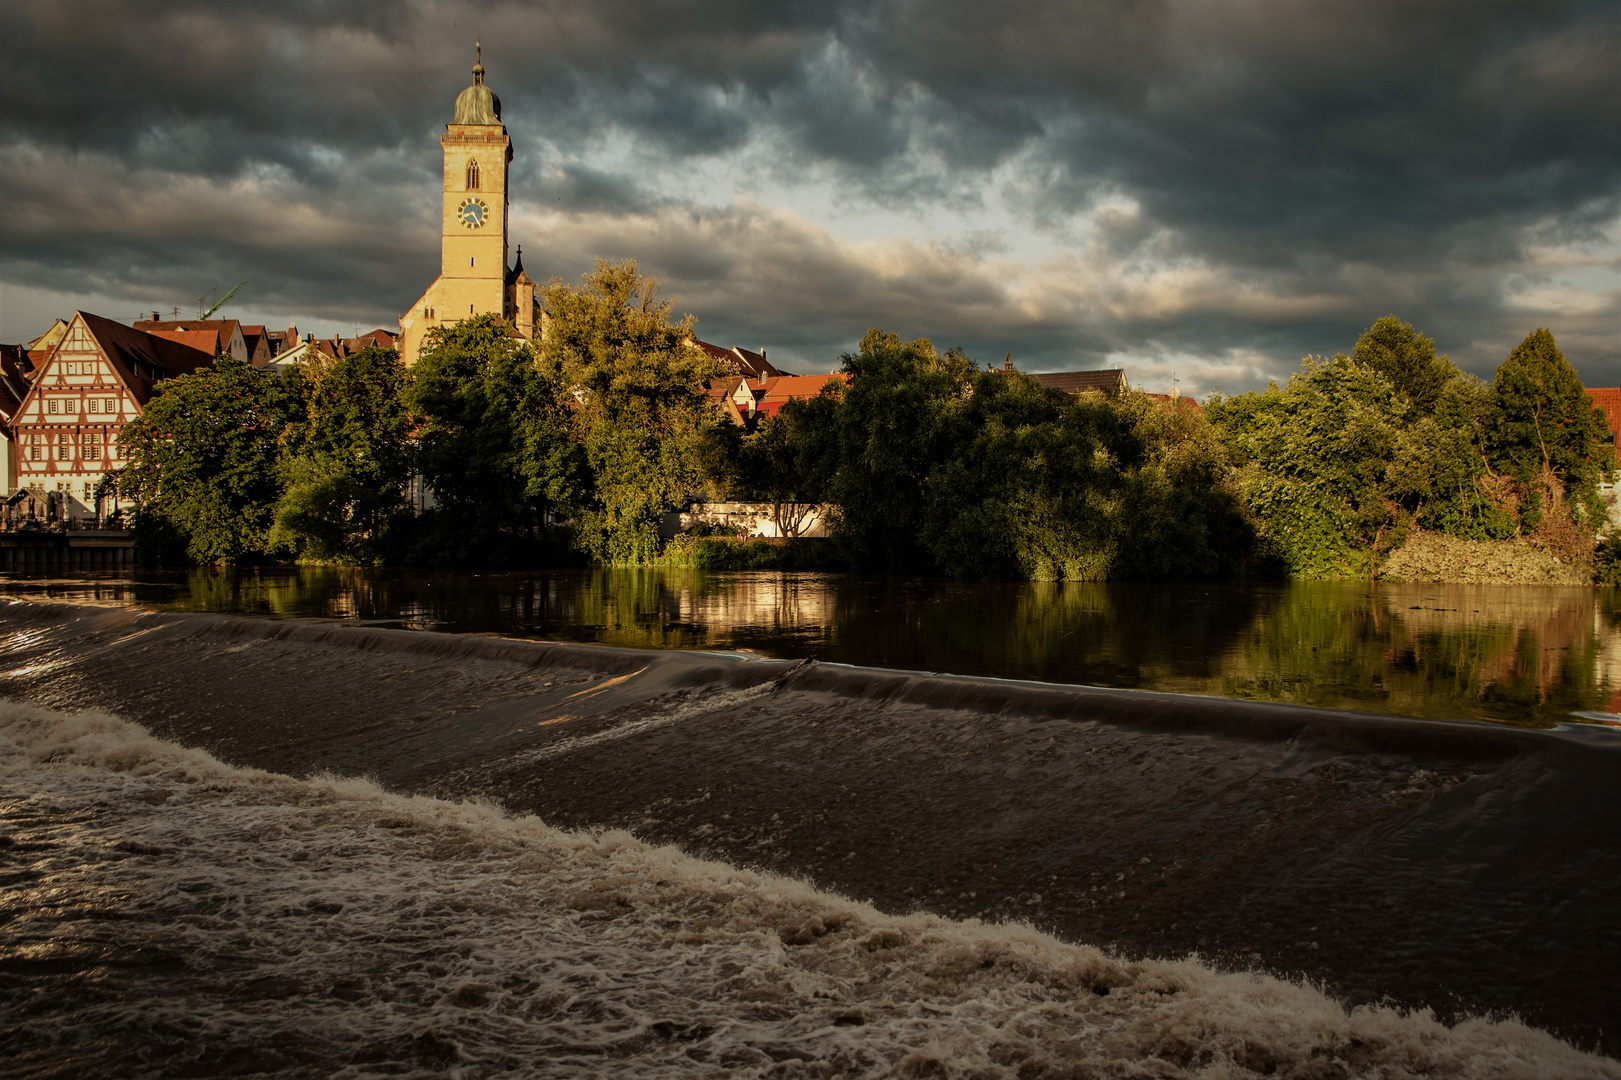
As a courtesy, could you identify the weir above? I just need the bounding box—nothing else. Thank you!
[2,600,1619,1048]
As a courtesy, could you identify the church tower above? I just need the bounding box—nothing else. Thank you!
[398,45,520,365]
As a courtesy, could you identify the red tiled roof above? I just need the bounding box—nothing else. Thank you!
[1030,369,1126,395]
[690,339,781,381]
[73,311,215,405]
[149,329,222,355]
[756,373,848,416]
[1589,387,1621,442]
[134,317,242,340]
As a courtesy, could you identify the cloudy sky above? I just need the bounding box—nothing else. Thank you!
[1,0,1618,392]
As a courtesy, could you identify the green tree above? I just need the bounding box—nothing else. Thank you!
[797,330,1249,579]
[405,315,580,565]
[1487,328,1613,528]
[1112,392,1253,579]
[1208,355,1411,577]
[804,329,980,571]
[270,345,412,562]
[119,356,291,563]
[733,405,834,538]
[1386,371,1515,541]
[539,259,729,563]
[916,368,1126,580]
[1351,315,1455,414]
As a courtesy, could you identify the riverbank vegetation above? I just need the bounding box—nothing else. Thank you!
[116,261,1617,581]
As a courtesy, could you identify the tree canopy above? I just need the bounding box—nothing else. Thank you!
[405,314,580,566]
[790,328,1250,579]
[1351,315,1455,414]
[271,345,412,562]
[539,259,728,563]
[112,305,1616,584]
[119,356,292,563]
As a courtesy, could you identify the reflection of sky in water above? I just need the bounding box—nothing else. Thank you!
[6,570,1621,729]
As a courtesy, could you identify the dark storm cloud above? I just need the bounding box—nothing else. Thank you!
[1,0,1618,381]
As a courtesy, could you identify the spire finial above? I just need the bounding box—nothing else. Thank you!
[472,41,485,82]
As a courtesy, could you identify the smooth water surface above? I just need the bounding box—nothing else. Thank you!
[5,567,1620,727]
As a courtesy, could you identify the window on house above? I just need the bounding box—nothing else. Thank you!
[65,399,76,414]
[84,433,101,460]
[47,399,58,414]
[467,159,480,190]
[87,399,98,414]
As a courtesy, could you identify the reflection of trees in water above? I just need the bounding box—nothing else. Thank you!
[1220,583,1613,726]
[804,578,1265,685]
[20,569,1621,726]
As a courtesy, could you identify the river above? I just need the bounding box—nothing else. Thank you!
[5,566,1621,727]
[2,571,1620,1076]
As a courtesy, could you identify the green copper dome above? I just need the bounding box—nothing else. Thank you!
[453,57,502,125]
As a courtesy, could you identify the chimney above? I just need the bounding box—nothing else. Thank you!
[151,312,159,321]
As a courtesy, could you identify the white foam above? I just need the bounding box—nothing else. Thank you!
[1,698,1613,1078]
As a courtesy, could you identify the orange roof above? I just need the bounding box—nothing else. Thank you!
[759,373,847,400]
[53,311,216,407]
[756,373,848,415]
[1589,387,1621,441]
[149,329,222,355]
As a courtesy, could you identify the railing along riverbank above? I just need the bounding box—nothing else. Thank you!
[0,521,135,571]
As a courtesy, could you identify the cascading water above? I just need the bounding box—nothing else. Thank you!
[3,601,1619,1076]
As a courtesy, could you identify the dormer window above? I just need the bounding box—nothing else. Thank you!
[466,159,480,190]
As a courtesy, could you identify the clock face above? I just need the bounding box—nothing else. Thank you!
[458,198,488,228]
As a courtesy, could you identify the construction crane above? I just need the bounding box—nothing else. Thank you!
[198,280,246,319]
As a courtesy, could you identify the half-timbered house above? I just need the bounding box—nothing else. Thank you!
[14,311,214,518]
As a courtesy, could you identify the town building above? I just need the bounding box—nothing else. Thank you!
[265,326,301,357]
[690,340,781,381]
[398,49,542,365]
[703,371,848,425]
[753,374,848,418]
[1028,368,1128,396]
[132,316,250,363]
[396,51,781,386]
[26,320,69,367]
[11,311,214,518]
[0,343,37,497]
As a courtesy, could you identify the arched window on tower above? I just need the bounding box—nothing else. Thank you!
[466,160,481,190]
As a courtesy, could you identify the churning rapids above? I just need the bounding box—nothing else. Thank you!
[2,602,1619,1077]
